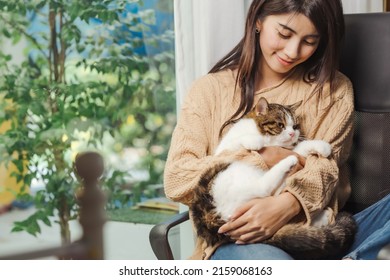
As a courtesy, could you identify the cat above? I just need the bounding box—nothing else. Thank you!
[190,97,357,260]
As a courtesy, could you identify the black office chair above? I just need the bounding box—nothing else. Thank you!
[340,12,390,213]
[149,12,390,260]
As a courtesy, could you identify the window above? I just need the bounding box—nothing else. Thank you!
[0,0,176,241]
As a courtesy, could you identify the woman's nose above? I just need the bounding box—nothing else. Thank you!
[284,40,300,60]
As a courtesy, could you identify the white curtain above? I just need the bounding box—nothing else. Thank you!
[174,0,252,109]
[342,0,384,13]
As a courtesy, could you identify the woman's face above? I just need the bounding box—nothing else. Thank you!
[256,13,320,79]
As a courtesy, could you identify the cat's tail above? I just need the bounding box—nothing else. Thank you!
[264,212,357,260]
[190,162,231,246]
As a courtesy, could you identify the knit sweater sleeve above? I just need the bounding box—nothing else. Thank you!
[164,75,268,205]
[284,74,354,224]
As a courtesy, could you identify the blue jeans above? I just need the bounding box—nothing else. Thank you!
[210,194,390,260]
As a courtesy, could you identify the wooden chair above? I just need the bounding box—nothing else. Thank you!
[0,152,106,260]
[149,12,390,260]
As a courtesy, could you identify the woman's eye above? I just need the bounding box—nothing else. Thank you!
[304,40,317,46]
[278,32,290,39]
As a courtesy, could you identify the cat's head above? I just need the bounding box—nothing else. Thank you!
[247,97,302,148]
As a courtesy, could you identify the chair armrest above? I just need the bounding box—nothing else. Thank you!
[378,244,390,260]
[149,211,190,260]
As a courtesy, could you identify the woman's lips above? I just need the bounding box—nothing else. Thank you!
[277,55,294,66]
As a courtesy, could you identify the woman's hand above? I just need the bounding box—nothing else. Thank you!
[258,146,306,175]
[218,192,301,244]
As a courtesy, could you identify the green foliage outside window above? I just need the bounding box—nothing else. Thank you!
[0,0,175,245]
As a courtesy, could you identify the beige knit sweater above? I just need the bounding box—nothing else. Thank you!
[164,68,354,260]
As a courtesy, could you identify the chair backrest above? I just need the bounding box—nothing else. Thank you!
[0,152,106,260]
[340,13,390,213]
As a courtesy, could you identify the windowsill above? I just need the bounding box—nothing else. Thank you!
[107,207,178,225]
[107,196,179,224]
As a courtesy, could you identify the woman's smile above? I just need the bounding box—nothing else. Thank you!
[276,54,295,67]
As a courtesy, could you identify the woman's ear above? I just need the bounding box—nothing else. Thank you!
[256,20,262,33]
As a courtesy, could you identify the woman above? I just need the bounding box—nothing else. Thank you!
[164,0,390,260]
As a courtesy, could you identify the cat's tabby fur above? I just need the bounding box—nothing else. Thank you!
[190,97,356,260]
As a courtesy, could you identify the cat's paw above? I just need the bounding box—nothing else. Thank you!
[309,140,332,157]
[294,140,332,158]
[316,142,332,157]
[285,155,298,166]
[279,155,298,171]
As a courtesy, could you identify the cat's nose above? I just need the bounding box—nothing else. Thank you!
[289,132,295,138]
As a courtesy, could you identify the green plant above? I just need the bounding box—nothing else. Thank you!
[0,0,175,244]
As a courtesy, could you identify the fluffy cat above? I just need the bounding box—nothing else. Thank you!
[190,97,356,260]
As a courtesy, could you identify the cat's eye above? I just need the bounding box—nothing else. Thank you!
[277,122,285,129]
[293,124,300,130]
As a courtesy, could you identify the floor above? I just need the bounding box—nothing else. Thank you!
[0,206,162,259]
[0,206,86,257]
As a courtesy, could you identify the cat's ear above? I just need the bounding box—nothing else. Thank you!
[255,97,269,116]
[288,100,302,112]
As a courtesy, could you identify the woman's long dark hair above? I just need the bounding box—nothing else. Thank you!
[210,0,344,135]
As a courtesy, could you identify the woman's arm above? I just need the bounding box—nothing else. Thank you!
[285,77,354,224]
